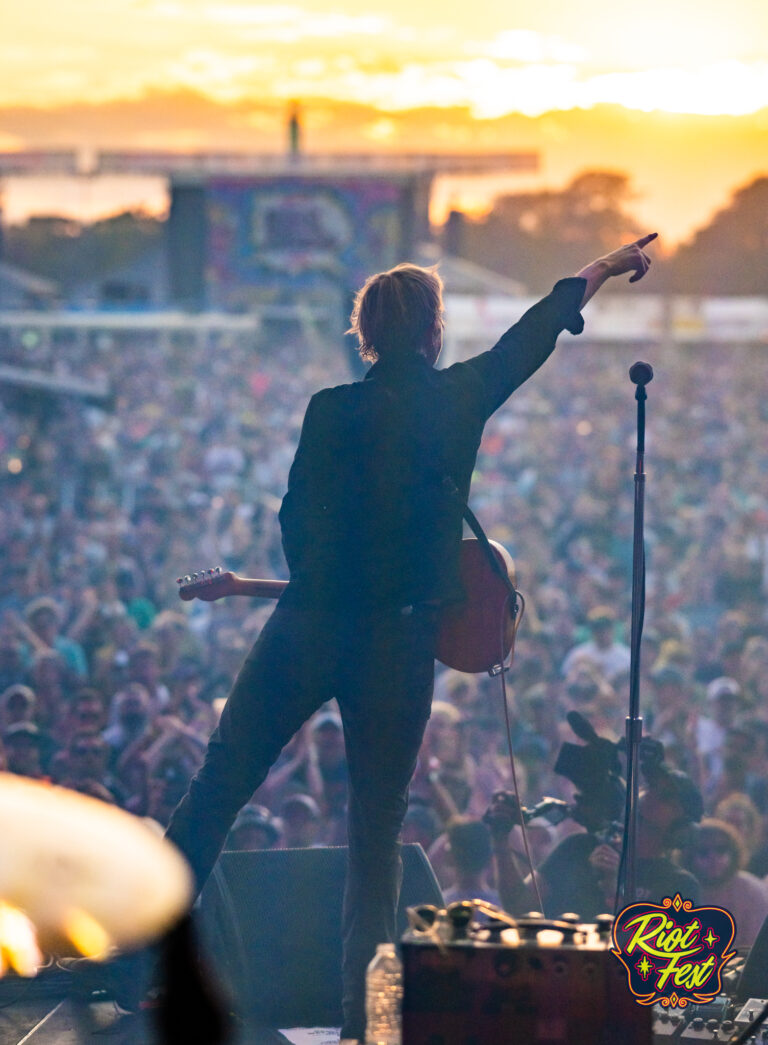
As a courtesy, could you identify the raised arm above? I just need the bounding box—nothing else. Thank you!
[484,791,541,915]
[576,232,658,308]
[452,232,659,419]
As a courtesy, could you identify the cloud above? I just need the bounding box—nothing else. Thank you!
[472,30,586,64]
[204,5,388,36]
[3,0,768,119]
[259,56,768,119]
[136,0,388,36]
[583,61,768,116]
[163,52,273,99]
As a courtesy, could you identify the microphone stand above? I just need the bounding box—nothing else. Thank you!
[616,361,653,910]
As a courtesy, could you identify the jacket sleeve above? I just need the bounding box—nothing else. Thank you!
[448,276,587,420]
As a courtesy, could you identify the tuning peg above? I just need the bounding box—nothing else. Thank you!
[184,575,192,583]
[215,566,222,574]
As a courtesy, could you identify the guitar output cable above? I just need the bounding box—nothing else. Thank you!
[441,474,545,914]
[494,590,547,916]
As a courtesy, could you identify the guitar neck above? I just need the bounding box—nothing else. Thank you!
[230,578,288,599]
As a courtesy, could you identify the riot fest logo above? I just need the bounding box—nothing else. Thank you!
[611,894,736,1007]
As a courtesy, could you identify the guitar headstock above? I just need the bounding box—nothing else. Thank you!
[177,567,237,602]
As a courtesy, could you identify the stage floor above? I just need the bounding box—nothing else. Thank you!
[0,996,342,1045]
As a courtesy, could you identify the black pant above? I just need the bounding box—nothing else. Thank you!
[165,600,437,1040]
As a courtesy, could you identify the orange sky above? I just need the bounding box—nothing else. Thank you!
[2,1,768,241]
[3,0,768,115]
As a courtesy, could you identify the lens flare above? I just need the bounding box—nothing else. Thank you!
[62,907,112,959]
[0,902,43,977]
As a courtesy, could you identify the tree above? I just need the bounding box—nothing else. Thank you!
[457,171,642,292]
[4,210,164,293]
[666,176,768,294]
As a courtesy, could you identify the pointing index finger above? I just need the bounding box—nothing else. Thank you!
[635,232,658,247]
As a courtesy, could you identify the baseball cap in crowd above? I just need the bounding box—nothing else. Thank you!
[648,766,704,825]
[651,665,686,687]
[1,684,35,709]
[230,804,280,846]
[587,606,616,626]
[403,802,440,836]
[2,722,44,746]
[24,597,62,623]
[705,677,742,702]
[281,793,321,819]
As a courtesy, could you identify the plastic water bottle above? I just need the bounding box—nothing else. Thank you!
[364,942,402,1045]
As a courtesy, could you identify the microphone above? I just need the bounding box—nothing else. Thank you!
[629,361,653,386]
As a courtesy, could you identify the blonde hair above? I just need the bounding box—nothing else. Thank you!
[347,263,444,363]
[714,792,762,855]
[692,818,747,871]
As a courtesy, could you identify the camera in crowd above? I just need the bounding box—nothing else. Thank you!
[551,712,702,846]
[552,710,626,834]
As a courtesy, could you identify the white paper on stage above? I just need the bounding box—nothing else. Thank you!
[279,1029,341,1045]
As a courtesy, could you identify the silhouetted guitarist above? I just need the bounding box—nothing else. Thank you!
[166,233,657,1043]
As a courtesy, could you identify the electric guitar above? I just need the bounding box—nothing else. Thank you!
[177,538,522,675]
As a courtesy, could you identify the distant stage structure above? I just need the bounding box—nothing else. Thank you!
[161,151,538,313]
[0,148,539,315]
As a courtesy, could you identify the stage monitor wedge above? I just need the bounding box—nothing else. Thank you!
[197,842,443,1029]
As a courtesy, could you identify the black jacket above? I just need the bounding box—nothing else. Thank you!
[279,277,586,611]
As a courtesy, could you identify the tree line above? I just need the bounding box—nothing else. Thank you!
[3,171,768,297]
[450,171,768,296]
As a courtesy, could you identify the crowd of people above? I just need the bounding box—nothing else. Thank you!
[3,311,768,945]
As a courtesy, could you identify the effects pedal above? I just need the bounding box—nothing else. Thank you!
[733,999,768,1042]
[402,909,652,1045]
[653,1005,686,1038]
[678,1015,737,1042]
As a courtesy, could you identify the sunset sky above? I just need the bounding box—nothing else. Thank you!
[4,0,768,114]
[2,0,768,240]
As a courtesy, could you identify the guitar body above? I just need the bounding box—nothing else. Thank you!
[434,538,518,674]
[177,538,520,675]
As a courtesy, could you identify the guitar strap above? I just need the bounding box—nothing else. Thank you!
[441,476,521,618]
[397,392,521,618]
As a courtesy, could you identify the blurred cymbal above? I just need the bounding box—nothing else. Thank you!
[0,772,192,958]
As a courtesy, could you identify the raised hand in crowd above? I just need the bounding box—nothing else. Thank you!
[482,790,540,915]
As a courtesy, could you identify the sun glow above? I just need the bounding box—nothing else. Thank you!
[582,61,768,117]
[250,56,768,118]
[0,902,43,978]
[2,1,768,117]
[62,53,766,120]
